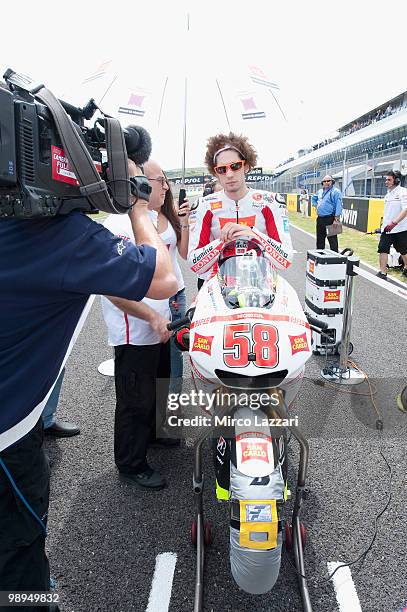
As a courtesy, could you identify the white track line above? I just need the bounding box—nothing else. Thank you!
[327,562,362,612]
[146,552,177,612]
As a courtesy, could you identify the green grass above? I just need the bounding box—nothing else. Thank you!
[288,211,407,284]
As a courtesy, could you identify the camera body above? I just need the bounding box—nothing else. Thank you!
[0,72,151,218]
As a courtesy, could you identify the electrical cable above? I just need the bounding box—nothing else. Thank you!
[283,359,393,586]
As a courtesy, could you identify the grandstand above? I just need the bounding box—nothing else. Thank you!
[271,90,407,198]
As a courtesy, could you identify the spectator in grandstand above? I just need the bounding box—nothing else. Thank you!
[299,189,309,217]
[312,174,343,251]
[384,104,393,118]
[101,159,183,492]
[376,171,407,280]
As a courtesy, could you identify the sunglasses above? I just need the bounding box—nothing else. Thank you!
[322,179,332,183]
[147,176,168,187]
[214,160,245,175]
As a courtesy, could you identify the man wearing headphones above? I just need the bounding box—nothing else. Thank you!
[312,174,343,251]
[376,170,407,280]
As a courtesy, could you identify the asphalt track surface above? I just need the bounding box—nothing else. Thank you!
[45,225,407,612]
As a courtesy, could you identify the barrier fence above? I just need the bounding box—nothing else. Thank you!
[284,193,385,233]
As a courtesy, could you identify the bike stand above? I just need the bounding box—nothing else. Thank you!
[191,400,313,612]
[274,403,313,612]
[192,429,212,612]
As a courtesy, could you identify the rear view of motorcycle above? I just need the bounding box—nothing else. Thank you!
[168,236,327,611]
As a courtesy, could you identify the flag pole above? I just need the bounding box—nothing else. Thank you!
[216,78,231,130]
[98,75,118,106]
[181,13,190,188]
[268,88,287,122]
[157,76,168,128]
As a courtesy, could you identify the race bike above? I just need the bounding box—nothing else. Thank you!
[168,236,327,612]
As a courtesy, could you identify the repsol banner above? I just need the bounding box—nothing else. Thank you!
[340,197,369,232]
[170,176,205,185]
[246,173,273,182]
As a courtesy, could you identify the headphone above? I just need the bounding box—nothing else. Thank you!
[387,170,401,187]
[321,175,335,186]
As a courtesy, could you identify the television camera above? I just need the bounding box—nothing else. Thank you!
[0,68,152,218]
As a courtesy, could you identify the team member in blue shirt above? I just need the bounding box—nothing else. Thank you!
[0,160,177,610]
[312,174,343,251]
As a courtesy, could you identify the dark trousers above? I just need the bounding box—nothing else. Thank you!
[316,215,339,252]
[114,343,170,474]
[0,419,50,612]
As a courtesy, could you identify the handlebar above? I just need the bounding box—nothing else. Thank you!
[166,316,191,332]
[305,314,328,330]
[340,247,354,256]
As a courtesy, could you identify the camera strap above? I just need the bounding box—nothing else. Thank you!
[35,88,130,213]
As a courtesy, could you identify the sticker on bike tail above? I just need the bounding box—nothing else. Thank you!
[223,323,279,369]
[235,432,274,478]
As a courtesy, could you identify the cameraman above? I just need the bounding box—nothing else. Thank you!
[0,160,177,609]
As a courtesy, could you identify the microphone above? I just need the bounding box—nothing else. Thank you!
[123,125,152,165]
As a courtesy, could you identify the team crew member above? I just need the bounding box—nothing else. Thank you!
[101,160,183,492]
[312,175,343,252]
[376,170,407,280]
[0,160,177,606]
[187,133,293,287]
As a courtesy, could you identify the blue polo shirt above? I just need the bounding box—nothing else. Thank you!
[313,187,343,217]
[0,212,156,450]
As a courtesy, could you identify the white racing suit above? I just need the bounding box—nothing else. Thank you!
[187,189,293,279]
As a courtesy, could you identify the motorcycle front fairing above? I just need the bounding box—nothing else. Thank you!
[189,263,312,410]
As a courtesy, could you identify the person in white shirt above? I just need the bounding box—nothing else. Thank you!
[101,160,186,491]
[376,171,407,280]
[299,189,309,217]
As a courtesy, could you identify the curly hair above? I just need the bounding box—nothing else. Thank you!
[205,132,258,174]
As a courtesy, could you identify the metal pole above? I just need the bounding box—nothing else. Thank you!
[364,153,368,198]
[321,256,365,385]
[181,13,190,188]
[216,78,231,130]
[98,75,118,106]
[157,76,168,128]
[338,258,357,372]
[399,144,404,172]
[268,89,287,121]
[181,76,188,187]
[372,151,376,196]
[342,148,347,196]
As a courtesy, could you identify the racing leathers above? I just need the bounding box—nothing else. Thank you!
[187,189,293,279]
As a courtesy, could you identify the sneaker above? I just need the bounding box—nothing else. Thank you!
[119,467,166,490]
[376,271,388,280]
[402,269,407,278]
